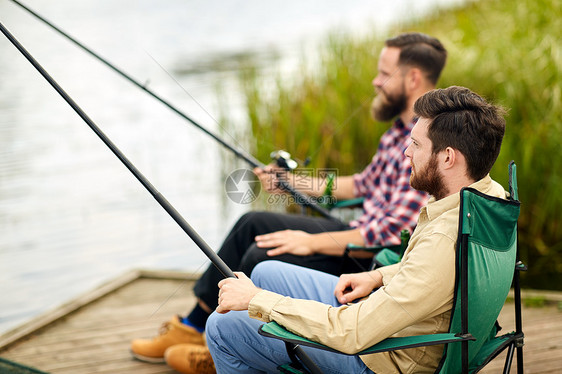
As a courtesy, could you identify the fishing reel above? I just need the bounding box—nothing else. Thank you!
[270,150,308,171]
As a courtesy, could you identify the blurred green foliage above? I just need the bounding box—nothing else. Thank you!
[225,0,562,289]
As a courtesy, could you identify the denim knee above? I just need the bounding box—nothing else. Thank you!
[205,311,227,354]
[205,312,218,344]
[250,260,283,284]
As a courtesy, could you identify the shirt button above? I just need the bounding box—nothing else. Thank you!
[256,312,262,318]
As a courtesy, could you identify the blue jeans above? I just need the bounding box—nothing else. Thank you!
[206,261,374,374]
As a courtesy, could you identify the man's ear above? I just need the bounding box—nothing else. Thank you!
[442,147,457,169]
[406,67,423,91]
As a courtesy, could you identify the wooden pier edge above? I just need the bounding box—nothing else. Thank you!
[0,269,200,351]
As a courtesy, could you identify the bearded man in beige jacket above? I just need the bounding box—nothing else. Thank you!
[175,86,507,374]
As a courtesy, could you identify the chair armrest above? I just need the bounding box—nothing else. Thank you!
[344,229,409,268]
[259,322,474,356]
[346,229,409,255]
[346,243,402,254]
[330,197,365,209]
[345,245,402,268]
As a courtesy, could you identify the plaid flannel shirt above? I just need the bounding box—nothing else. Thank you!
[349,118,428,246]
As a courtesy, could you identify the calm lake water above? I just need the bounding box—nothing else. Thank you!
[0,0,464,334]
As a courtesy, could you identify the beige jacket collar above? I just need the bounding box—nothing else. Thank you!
[423,175,494,221]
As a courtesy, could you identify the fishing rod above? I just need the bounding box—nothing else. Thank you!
[9,0,333,219]
[0,22,324,374]
[0,20,235,280]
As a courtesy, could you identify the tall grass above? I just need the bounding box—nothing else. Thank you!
[225,0,562,289]
[238,34,386,175]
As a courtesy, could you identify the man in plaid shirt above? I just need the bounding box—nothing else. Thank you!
[131,32,448,368]
[351,117,429,246]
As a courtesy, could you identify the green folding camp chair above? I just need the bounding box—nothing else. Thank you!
[259,162,525,374]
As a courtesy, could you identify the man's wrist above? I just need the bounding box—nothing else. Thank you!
[370,270,383,289]
[307,233,318,254]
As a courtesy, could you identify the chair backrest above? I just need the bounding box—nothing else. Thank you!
[437,165,521,373]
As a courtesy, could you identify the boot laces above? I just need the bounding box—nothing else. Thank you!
[188,348,215,372]
[157,321,172,336]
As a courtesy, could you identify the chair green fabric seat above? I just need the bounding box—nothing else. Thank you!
[260,321,474,355]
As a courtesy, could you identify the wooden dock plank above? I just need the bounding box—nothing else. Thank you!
[1,270,561,373]
[0,270,195,374]
[480,303,562,373]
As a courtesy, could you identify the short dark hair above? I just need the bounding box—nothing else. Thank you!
[385,33,447,84]
[414,86,506,181]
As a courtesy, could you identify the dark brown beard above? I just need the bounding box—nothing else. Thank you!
[410,154,447,199]
[371,88,408,122]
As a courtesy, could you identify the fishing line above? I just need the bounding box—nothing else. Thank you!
[144,51,230,147]
[0,20,235,279]
[8,0,333,219]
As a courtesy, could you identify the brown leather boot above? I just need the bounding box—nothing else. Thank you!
[130,315,205,363]
[165,344,216,374]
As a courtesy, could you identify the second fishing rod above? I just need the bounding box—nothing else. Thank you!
[9,0,334,220]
